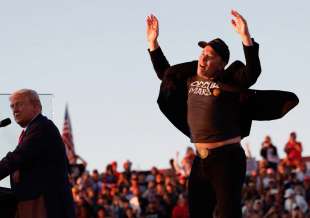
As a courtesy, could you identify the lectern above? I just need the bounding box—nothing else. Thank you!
[0,187,16,218]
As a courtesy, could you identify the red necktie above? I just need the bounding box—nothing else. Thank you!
[13,130,26,183]
[18,129,25,144]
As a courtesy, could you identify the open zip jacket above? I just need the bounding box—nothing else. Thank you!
[148,42,299,139]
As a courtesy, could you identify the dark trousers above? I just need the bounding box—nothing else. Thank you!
[188,143,246,218]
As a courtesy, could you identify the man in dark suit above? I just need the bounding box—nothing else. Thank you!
[0,89,75,218]
[146,11,298,218]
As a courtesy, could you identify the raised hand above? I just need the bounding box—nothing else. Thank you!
[146,14,159,50]
[231,10,253,46]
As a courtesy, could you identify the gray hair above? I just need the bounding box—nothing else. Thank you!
[10,89,42,110]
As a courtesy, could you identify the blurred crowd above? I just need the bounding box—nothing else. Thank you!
[70,131,309,218]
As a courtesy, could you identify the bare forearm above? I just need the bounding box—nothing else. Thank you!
[241,33,253,46]
[148,40,159,51]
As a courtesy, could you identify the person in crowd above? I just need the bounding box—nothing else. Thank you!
[260,135,280,171]
[172,194,190,218]
[285,132,303,168]
[173,147,196,178]
[123,160,133,181]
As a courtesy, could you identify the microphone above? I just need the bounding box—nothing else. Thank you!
[0,118,11,128]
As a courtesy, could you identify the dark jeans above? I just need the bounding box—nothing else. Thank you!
[266,161,278,171]
[188,143,246,218]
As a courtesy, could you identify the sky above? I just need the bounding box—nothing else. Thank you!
[0,0,309,180]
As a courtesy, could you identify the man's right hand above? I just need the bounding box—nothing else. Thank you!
[146,14,159,51]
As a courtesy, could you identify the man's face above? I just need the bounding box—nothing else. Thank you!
[290,133,297,141]
[10,94,39,128]
[264,136,271,145]
[198,45,225,78]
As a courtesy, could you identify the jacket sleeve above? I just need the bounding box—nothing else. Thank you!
[227,40,261,88]
[247,89,299,120]
[260,147,267,159]
[0,123,47,180]
[239,89,299,138]
[148,47,171,80]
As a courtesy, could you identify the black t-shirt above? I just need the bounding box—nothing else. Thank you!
[187,75,241,143]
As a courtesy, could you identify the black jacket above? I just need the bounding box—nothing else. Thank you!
[260,144,278,160]
[148,42,299,139]
[0,114,75,218]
